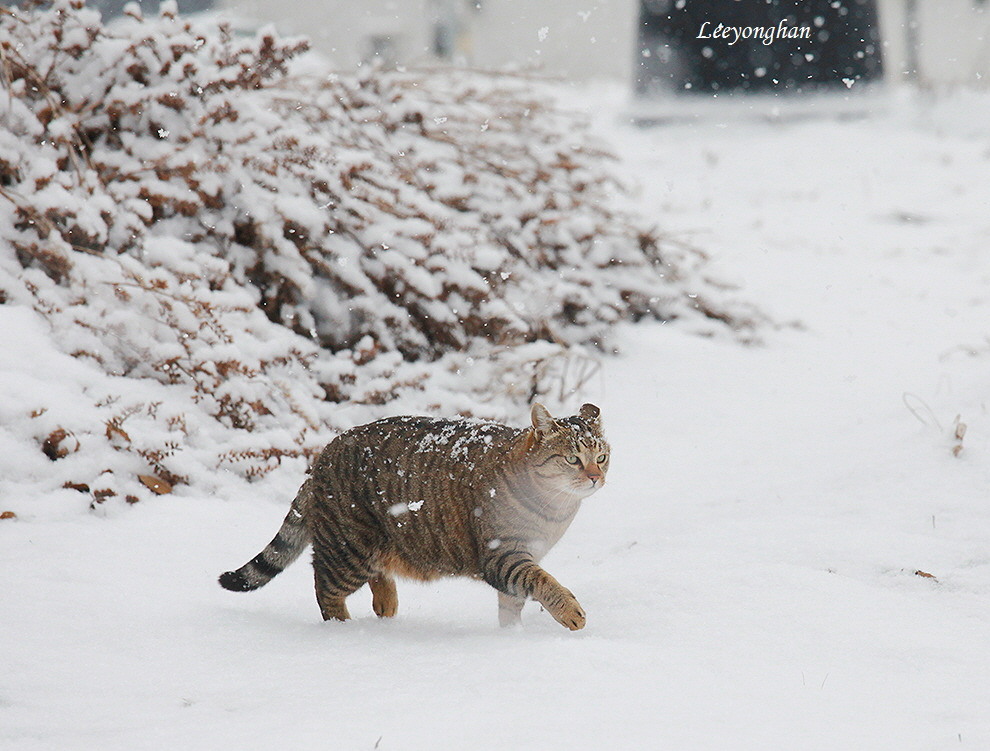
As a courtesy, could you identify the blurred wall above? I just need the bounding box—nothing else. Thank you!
[222,0,433,68]
[878,0,990,86]
[219,0,638,81]
[218,0,988,88]
[466,0,637,81]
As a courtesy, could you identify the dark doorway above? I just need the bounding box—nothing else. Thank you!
[636,0,884,96]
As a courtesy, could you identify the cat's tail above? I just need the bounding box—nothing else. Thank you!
[219,479,315,592]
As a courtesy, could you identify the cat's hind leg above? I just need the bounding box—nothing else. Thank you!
[313,567,359,621]
[311,541,376,622]
[369,573,398,618]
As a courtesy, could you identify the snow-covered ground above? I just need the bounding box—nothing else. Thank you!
[4,86,990,749]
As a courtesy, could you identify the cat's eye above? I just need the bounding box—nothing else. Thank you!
[596,454,608,464]
[564,455,581,465]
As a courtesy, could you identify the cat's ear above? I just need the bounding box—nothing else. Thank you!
[579,403,602,433]
[531,403,556,438]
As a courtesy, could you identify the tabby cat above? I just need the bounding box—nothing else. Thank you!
[219,403,610,630]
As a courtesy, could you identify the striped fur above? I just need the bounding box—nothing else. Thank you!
[218,480,315,592]
[219,402,610,630]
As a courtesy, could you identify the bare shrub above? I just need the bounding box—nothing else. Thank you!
[0,1,754,502]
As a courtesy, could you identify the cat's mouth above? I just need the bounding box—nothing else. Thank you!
[571,477,604,497]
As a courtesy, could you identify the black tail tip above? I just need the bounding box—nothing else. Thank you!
[219,570,253,591]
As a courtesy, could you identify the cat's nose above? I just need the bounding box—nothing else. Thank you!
[586,466,603,485]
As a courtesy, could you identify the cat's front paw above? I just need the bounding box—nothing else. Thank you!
[549,594,586,631]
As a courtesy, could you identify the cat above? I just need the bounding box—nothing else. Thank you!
[219,402,609,630]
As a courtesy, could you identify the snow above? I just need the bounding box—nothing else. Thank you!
[4,86,990,749]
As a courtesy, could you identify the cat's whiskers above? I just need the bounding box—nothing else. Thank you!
[532,482,582,518]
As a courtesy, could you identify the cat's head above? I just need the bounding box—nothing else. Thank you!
[527,403,610,499]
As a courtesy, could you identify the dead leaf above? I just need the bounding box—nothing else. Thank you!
[42,428,78,461]
[105,422,131,445]
[92,488,116,503]
[138,474,172,495]
[952,415,967,457]
[0,511,16,520]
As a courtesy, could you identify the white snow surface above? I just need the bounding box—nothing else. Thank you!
[4,87,990,749]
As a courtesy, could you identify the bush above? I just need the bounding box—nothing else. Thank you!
[0,0,753,505]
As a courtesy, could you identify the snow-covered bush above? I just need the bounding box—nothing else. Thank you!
[0,1,752,505]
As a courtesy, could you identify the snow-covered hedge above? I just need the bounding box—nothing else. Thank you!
[0,1,752,505]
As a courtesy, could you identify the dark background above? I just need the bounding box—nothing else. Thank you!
[636,0,884,95]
